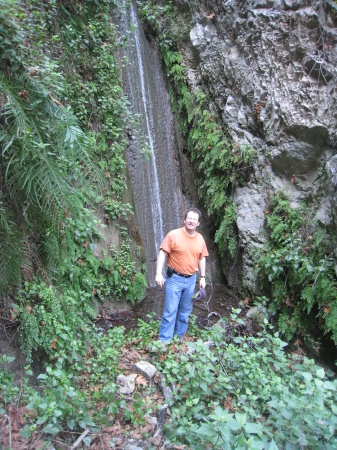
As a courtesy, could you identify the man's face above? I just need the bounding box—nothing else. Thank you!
[184,212,200,232]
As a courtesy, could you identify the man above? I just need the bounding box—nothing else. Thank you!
[155,208,209,342]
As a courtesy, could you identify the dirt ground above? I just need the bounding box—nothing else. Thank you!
[95,283,245,332]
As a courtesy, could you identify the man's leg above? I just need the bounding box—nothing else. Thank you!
[174,274,196,338]
[159,274,184,342]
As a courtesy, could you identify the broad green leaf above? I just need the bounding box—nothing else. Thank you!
[227,418,242,431]
[316,368,325,378]
[37,373,48,380]
[301,372,313,382]
[266,439,279,450]
[67,419,75,430]
[323,381,336,391]
[196,423,215,437]
[83,436,91,446]
[44,423,60,435]
[20,424,31,439]
[36,416,47,425]
[245,422,262,434]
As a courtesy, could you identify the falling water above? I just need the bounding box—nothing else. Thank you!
[129,4,164,249]
[119,2,189,286]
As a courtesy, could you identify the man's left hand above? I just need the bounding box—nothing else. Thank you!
[199,277,206,289]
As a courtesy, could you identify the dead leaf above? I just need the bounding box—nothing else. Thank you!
[50,338,57,349]
[324,304,331,314]
[18,90,28,99]
[285,297,294,307]
[8,404,22,430]
[135,375,148,386]
[105,421,124,436]
[224,395,232,411]
[294,338,302,347]
[49,94,62,107]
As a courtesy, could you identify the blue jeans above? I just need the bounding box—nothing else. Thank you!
[159,272,197,342]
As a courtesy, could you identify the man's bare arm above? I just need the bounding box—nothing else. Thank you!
[155,249,168,287]
[198,257,206,288]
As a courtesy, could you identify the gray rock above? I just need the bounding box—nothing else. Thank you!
[234,188,266,244]
[177,0,337,292]
[116,373,137,395]
[132,360,157,380]
[156,404,169,425]
[246,306,266,324]
[124,441,145,450]
[158,374,174,405]
[284,0,308,10]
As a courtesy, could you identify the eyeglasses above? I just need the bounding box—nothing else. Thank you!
[186,217,199,221]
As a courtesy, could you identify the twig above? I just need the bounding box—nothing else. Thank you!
[70,428,90,449]
[312,252,333,289]
[6,415,12,449]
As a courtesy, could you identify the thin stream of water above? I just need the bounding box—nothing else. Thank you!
[120,1,188,286]
[130,2,164,251]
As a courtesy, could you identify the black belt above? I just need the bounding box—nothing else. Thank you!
[172,268,193,278]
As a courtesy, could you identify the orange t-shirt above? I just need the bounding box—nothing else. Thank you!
[160,227,209,275]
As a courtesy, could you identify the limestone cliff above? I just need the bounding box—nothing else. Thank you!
[174,0,337,291]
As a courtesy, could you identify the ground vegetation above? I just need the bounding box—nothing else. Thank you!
[1,312,337,448]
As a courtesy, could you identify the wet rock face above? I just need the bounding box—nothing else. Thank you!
[177,0,337,291]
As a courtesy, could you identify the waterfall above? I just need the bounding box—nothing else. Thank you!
[119,2,188,286]
[129,4,164,250]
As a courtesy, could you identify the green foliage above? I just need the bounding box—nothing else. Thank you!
[1,0,148,370]
[16,280,96,362]
[104,198,134,220]
[2,312,337,447]
[109,241,147,303]
[0,68,98,290]
[0,355,22,406]
[255,192,337,343]
[27,363,95,436]
[151,317,337,449]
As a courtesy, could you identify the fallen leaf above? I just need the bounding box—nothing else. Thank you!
[224,395,232,411]
[135,375,148,386]
[285,297,294,307]
[324,304,330,314]
[50,338,57,349]
[18,90,29,99]
[8,404,23,430]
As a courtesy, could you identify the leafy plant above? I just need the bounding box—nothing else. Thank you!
[151,315,337,449]
[254,192,337,344]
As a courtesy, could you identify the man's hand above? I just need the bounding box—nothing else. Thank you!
[155,273,165,288]
[199,277,206,289]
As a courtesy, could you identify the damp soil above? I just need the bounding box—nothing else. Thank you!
[95,283,243,332]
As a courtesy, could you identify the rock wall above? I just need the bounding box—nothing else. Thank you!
[175,0,337,291]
